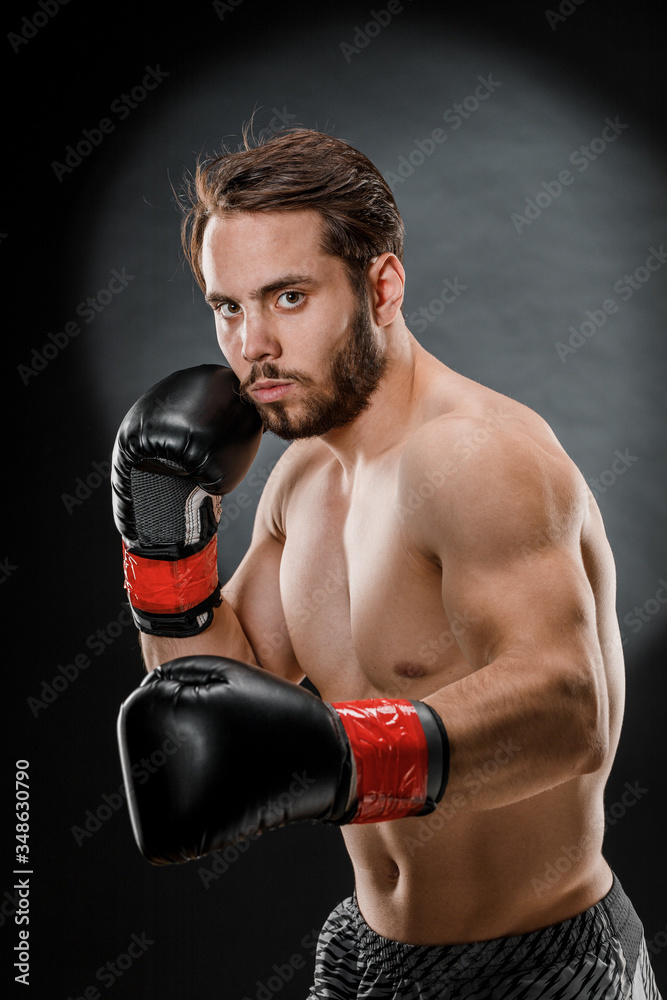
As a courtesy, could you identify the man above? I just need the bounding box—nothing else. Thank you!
[113,128,661,998]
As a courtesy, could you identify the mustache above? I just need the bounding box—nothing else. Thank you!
[239,363,315,394]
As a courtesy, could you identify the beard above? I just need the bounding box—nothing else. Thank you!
[238,296,389,440]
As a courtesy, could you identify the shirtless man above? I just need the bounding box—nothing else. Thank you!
[113,128,661,998]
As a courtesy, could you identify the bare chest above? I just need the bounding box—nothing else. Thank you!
[280,470,470,701]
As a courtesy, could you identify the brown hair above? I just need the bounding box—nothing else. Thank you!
[180,126,405,301]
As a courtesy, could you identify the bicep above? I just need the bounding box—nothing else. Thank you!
[403,427,604,677]
[404,424,611,782]
[440,542,602,675]
[434,538,611,779]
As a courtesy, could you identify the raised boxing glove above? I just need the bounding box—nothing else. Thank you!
[117,656,449,865]
[112,366,263,637]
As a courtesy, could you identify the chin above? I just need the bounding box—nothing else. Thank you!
[266,402,369,441]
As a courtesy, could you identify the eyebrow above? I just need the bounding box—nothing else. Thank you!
[205,273,318,307]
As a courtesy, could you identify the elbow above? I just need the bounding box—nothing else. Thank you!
[575,726,609,776]
[562,666,609,776]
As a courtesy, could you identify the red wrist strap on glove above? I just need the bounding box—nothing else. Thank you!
[331,699,448,823]
[122,539,219,614]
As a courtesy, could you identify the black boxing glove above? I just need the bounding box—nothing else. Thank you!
[116,656,449,865]
[112,366,263,637]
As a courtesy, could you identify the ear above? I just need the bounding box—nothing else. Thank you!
[367,253,405,326]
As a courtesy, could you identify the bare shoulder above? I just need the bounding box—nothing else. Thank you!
[399,381,589,557]
[255,436,331,539]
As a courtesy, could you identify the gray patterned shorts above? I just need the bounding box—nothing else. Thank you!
[308,874,662,999]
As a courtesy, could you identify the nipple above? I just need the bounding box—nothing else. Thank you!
[394,662,427,678]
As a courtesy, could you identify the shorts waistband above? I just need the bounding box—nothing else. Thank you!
[351,874,632,980]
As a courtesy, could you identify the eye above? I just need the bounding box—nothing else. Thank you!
[277,290,304,309]
[217,301,242,318]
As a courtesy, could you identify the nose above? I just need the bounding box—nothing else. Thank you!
[241,313,281,363]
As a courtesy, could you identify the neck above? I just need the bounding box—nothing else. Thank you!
[320,322,432,476]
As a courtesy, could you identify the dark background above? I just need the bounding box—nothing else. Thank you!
[4,1,666,997]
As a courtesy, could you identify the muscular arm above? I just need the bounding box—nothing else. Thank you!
[141,449,303,681]
[140,599,257,672]
[401,419,611,810]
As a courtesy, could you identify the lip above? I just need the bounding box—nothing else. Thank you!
[249,380,296,403]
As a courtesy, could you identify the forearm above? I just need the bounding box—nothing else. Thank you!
[140,599,258,672]
[423,652,607,811]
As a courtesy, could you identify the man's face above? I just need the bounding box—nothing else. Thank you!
[200,209,388,440]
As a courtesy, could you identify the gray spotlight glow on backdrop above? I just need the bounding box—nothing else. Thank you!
[78,20,667,658]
